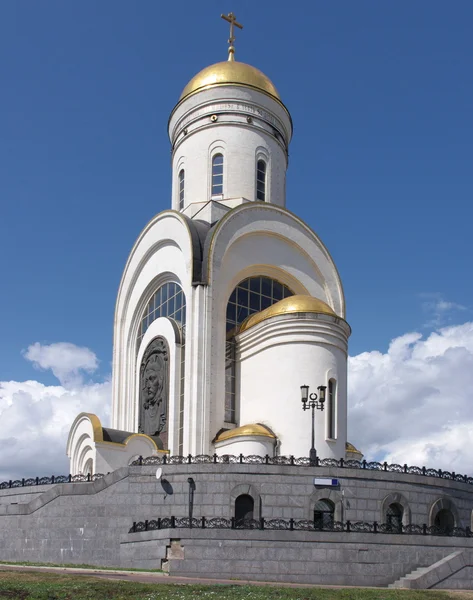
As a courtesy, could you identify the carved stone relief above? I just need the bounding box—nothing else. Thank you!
[138,337,169,449]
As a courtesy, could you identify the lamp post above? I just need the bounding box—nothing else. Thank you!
[300,385,327,465]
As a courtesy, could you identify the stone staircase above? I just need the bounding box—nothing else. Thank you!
[389,551,466,589]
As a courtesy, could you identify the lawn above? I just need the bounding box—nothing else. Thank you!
[0,571,469,600]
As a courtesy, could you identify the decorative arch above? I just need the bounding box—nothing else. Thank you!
[230,483,261,519]
[429,497,460,528]
[308,488,343,522]
[381,492,411,526]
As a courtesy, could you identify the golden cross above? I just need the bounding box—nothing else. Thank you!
[221,12,243,61]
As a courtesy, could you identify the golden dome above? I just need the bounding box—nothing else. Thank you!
[346,442,363,456]
[215,423,276,443]
[240,295,337,333]
[180,61,280,101]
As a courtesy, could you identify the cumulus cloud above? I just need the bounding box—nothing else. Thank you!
[24,342,99,388]
[348,322,473,475]
[0,343,110,481]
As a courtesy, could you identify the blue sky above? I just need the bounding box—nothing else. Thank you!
[1,0,472,386]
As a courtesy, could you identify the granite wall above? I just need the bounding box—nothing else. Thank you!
[0,463,472,586]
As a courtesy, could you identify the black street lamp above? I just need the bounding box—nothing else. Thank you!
[300,385,327,464]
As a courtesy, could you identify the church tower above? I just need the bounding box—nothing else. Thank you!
[67,14,352,475]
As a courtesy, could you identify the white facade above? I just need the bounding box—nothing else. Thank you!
[67,56,353,474]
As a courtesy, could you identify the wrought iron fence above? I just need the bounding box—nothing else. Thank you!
[0,473,105,490]
[130,453,473,485]
[2,452,473,490]
[129,516,473,538]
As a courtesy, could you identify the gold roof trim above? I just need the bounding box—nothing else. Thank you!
[346,441,363,455]
[180,61,280,101]
[240,295,337,333]
[216,423,276,443]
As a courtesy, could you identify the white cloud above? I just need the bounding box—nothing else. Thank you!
[24,342,99,388]
[0,343,110,482]
[420,293,467,328]
[348,322,473,475]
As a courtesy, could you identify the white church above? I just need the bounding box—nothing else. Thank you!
[67,14,359,475]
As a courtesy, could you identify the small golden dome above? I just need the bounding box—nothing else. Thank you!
[240,295,337,333]
[180,61,280,101]
[346,442,363,456]
[215,423,276,443]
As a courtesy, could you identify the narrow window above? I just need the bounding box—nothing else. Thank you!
[212,154,224,196]
[235,494,254,527]
[313,499,335,530]
[256,159,266,201]
[434,509,455,534]
[327,379,336,439]
[386,503,403,533]
[178,169,185,210]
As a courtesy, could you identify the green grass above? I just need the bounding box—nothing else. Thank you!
[0,570,467,600]
[0,560,163,573]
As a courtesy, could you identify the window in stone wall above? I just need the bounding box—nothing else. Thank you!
[235,494,254,526]
[386,502,403,532]
[434,508,455,534]
[313,499,335,529]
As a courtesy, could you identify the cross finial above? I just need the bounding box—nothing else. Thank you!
[221,12,243,62]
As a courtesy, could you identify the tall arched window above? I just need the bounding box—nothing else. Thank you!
[235,494,254,526]
[327,379,336,439]
[434,509,455,534]
[256,159,267,201]
[178,169,185,210]
[138,282,186,454]
[314,499,335,529]
[225,276,294,423]
[212,153,224,196]
[386,503,403,533]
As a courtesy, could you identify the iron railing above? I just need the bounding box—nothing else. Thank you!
[130,453,473,485]
[2,453,472,490]
[129,516,473,538]
[0,473,105,490]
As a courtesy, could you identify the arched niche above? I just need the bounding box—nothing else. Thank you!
[381,492,411,526]
[429,497,460,529]
[308,488,343,522]
[230,483,261,520]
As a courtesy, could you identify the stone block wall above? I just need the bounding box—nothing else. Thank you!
[121,528,473,587]
[0,462,472,585]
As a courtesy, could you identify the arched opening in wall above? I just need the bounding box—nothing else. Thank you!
[235,494,254,526]
[178,169,185,210]
[225,276,294,423]
[386,502,403,533]
[256,159,267,201]
[212,153,224,197]
[138,282,186,454]
[434,509,455,534]
[313,499,335,529]
[83,458,93,476]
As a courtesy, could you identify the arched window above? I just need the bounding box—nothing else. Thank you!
[327,379,336,439]
[386,503,403,533]
[314,499,335,529]
[138,282,186,454]
[435,509,455,534]
[225,276,294,423]
[256,159,267,201]
[178,169,185,210]
[138,282,186,345]
[212,153,224,196]
[235,494,254,526]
